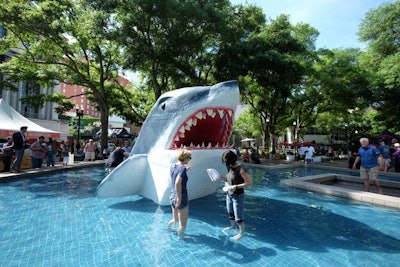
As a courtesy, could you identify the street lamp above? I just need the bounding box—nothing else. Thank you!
[292,121,297,143]
[265,117,270,152]
[76,108,84,152]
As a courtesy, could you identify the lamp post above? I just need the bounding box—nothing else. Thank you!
[76,108,84,152]
[292,120,300,156]
[265,117,270,153]
[292,121,297,143]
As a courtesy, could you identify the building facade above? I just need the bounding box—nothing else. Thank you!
[61,76,131,119]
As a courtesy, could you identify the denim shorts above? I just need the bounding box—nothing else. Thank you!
[170,196,189,210]
[226,193,245,223]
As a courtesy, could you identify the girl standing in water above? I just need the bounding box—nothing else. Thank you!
[168,149,192,238]
[221,150,252,240]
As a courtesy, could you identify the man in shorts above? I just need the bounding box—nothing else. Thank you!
[83,139,96,161]
[352,137,384,193]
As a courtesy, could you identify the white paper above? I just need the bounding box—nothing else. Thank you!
[206,168,220,182]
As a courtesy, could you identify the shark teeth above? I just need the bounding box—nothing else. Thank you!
[195,111,204,120]
[170,107,234,150]
[218,109,224,119]
[206,109,216,118]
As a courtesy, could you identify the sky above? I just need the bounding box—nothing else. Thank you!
[230,0,396,49]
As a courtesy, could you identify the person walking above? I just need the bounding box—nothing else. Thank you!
[304,145,316,164]
[11,126,28,173]
[122,140,131,160]
[102,147,110,159]
[83,139,96,161]
[378,140,391,172]
[299,145,306,162]
[352,137,384,193]
[2,136,14,172]
[167,149,192,239]
[30,136,47,169]
[220,150,252,240]
[61,140,72,166]
[392,143,400,173]
[46,137,58,167]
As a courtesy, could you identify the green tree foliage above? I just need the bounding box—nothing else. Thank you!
[304,48,371,132]
[358,1,400,132]
[0,0,138,150]
[2,0,397,151]
[115,0,233,100]
[215,15,310,149]
[233,109,262,140]
[109,82,153,126]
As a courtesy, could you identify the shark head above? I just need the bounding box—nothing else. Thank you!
[97,81,240,205]
[132,80,239,154]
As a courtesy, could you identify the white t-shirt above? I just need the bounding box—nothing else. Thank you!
[305,146,315,159]
[299,146,307,156]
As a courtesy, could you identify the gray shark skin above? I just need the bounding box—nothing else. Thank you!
[96,80,239,205]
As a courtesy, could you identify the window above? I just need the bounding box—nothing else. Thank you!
[21,82,40,118]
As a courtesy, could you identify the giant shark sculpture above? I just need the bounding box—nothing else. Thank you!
[96,80,239,205]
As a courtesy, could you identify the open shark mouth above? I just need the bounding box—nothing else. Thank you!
[169,107,234,150]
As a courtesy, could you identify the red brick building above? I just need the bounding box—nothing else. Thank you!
[61,76,131,118]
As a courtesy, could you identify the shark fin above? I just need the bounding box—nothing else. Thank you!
[96,154,148,198]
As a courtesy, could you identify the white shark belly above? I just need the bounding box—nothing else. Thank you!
[186,154,226,201]
[146,150,226,205]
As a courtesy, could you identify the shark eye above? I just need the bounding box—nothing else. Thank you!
[157,97,171,111]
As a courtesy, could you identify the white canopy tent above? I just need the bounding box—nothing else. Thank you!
[241,138,256,148]
[241,138,256,142]
[0,98,61,140]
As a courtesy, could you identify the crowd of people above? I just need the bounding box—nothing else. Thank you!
[1,126,133,172]
[0,126,75,172]
[349,138,400,173]
[0,125,136,174]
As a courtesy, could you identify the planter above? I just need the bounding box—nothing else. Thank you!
[286,154,295,161]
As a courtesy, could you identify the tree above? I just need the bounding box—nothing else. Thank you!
[215,15,310,151]
[116,0,236,100]
[233,109,262,140]
[303,48,371,135]
[0,0,136,151]
[358,1,400,132]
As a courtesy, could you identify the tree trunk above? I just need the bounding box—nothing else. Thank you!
[99,107,109,154]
